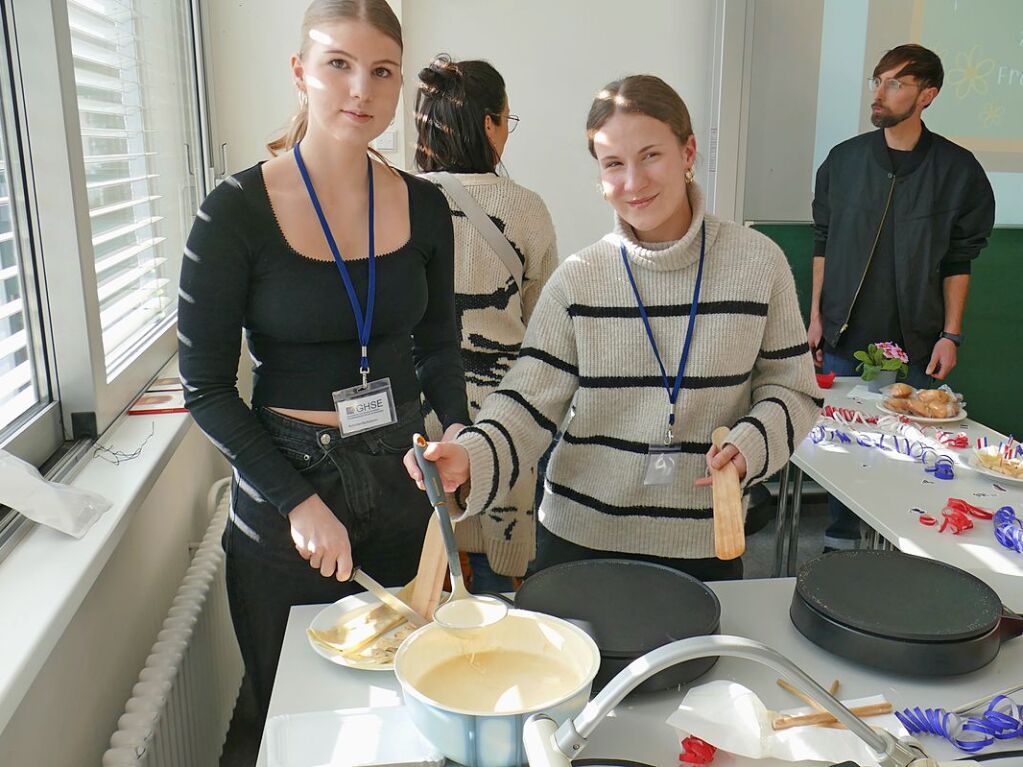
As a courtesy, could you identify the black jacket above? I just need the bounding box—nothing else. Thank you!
[812,124,995,364]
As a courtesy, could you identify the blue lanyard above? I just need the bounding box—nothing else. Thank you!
[620,221,706,444]
[293,142,376,385]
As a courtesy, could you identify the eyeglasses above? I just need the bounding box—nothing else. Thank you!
[867,77,920,94]
[507,114,520,133]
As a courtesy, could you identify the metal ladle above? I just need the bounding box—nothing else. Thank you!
[412,435,508,632]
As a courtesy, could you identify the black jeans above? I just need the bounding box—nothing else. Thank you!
[223,403,432,721]
[530,523,743,582]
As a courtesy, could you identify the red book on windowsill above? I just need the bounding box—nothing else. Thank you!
[128,388,188,415]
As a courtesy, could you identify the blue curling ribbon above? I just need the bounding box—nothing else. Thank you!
[993,506,1023,554]
[925,455,955,480]
[810,427,952,478]
[895,695,1023,754]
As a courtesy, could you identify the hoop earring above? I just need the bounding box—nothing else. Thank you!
[684,168,695,184]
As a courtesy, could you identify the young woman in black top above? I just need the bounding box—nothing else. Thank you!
[177,0,468,719]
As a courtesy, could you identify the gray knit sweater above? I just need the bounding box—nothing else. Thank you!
[455,183,822,560]
[424,173,557,576]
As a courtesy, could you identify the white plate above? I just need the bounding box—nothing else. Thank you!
[875,400,967,424]
[970,449,1023,484]
[306,590,420,672]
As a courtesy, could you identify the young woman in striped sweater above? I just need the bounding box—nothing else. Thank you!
[406,75,821,581]
[414,55,558,592]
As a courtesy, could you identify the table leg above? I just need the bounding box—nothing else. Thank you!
[773,462,792,578]
[786,467,805,577]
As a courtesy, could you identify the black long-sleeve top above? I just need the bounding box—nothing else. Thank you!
[178,162,469,516]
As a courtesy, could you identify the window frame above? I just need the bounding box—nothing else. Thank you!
[0,0,62,465]
[10,0,206,441]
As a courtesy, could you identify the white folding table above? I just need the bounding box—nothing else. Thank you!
[773,377,1023,578]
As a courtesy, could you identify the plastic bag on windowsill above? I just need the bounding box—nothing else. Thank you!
[0,450,111,538]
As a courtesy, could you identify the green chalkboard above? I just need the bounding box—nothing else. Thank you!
[753,223,1022,437]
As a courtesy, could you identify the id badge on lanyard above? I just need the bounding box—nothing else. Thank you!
[295,142,398,437]
[621,223,706,486]
[333,378,397,436]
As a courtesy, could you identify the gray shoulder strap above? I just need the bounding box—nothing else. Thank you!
[426,172,523,292]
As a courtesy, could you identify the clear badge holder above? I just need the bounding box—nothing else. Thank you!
[333,377,397,437]
[644,443,683,486]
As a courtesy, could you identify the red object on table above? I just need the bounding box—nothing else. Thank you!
[820,405,879,424]
[680,735,717,764]
[919,515,937,526]
[945,498,994,520]
[816,370,837,389]
[936,431,970,449]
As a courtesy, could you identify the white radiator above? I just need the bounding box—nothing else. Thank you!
[102,477,244,767]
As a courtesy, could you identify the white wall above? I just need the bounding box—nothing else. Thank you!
[0,427,228,767]
[203,0,405,175]
[401,0,720,256]
[741,0,825,222]
[204,0,726,257]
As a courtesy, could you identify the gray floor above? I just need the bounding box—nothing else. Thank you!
[218,489,833,767]
[744,493,830,579]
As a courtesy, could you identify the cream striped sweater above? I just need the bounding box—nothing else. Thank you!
[455,183,822,560]
[423,173,557,576]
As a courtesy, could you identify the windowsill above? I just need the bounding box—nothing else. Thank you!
[0,377,194,734]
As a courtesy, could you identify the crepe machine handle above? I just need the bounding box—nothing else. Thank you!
[999,605,1023,643]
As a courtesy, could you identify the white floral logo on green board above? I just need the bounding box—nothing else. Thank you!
[948,45,996,99]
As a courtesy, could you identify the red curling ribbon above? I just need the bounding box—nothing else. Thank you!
[939,504,975,535]
[680,735,717,764]
[937,431,969,448]
[919,515,937,526]
[821,405,879,424]
[946,498,994,520]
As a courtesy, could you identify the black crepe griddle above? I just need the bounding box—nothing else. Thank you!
[791,550,1022,676]
[515,559,721,692]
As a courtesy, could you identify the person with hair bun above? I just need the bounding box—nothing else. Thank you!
[407,75,820,582]
[178,0,468,721]
[413,55,557,593]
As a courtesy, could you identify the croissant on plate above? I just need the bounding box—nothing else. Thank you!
[906,398,935,417]
[888,383,915,398]
[918,388,954,404]
[884,396,915,414]
[925,400,959,418]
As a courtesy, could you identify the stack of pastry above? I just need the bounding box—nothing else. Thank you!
[975,447,1023,479]
[883,385,961,419]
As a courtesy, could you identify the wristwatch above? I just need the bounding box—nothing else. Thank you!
[940,331,963,347]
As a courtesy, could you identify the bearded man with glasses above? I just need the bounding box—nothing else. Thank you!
[807,43,995,552]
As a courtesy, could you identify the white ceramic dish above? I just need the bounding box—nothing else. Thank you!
[306,590,418,672]
[971,449,1023,484]
[876,400,967,424]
